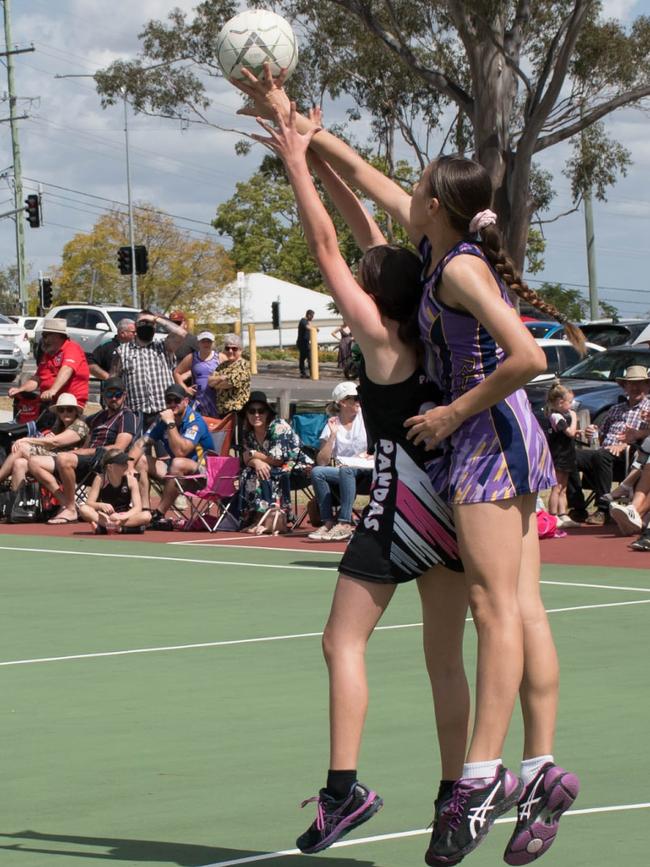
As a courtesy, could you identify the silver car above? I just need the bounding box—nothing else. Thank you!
[0,335,24,382]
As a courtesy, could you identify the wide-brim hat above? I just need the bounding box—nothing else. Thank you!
[616,365,650,382]
[42,318,67,336]
[54,392,81,412]
[241,390,274,417]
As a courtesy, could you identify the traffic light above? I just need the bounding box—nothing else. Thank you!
[25,194,40,228]
[117,246,133,275]
[271,300,280,329]
[134,245,148,275]
[40,278,53,309]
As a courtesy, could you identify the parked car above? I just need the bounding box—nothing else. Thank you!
[525,345,650,427]
[0,312,30,356]
[8,314,44,346]
[632,322,650,346]
[524,320,566,340]
[579,319,650,348]
[0,335,25,382]
[34,303,141,355]
[532,338,603,383]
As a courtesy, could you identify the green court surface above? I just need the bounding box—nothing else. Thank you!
[0,534,648,867]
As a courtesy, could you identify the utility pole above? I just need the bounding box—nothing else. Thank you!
[583,185,599,320]
[124,92,137,307]
[3,0,29,313]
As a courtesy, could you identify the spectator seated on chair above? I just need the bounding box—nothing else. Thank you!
[207,334,251,417]
[239,390,312,532]
[78,449,150,534]
[30,377,137,525]
[308,381,373,543]
[568,365,650,525]
[129,383,213,525]
[608,437,650,536]
[0,392,89,499]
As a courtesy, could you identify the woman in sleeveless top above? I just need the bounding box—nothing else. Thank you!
[78,449,151,533]
[173,331,221,417]
[236,72,580,866]
[252,104,469,855]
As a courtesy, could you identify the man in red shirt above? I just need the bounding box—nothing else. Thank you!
[9,318,90,408]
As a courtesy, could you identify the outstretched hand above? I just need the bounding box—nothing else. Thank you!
[233,62,292,120]
[252,102,321,167]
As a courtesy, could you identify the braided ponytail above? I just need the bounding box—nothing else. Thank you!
[427,156,586,355]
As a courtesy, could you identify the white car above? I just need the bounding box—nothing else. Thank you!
[34,303,141,355]
[9,315,44,345]
[532,338,604,383]
[0,312,30,356]
[0,335,25,382]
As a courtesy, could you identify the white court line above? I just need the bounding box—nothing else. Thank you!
[167,537,344,553]
[2,599,648,668]
[0,546,334,573]
[1,545,649,592]
[198,802,650,867]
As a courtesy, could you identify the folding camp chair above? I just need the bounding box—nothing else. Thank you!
[290,412,328,529]
[180,455,241,532]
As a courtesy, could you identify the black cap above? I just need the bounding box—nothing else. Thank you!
[164,383,188,400]
[103,376,125,392]
[242,390,274,415]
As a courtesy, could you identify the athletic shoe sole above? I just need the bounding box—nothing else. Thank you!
[426,778,524,865]
[609,505,642,536]
[503,770,580,865]
[299,791,383,854]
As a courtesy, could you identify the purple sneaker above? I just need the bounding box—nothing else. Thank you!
[427,766,522,864]
[503,763,580,864]
[296,782,383,854]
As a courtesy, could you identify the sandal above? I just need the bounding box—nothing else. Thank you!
[47,511,78,525]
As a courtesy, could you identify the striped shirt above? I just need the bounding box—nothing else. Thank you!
[87,407,137,449]
[115,341,176,414]
[601,396,650,446]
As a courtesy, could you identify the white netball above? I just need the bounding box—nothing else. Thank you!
[216,9,299,82]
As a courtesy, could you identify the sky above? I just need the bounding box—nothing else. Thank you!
[1,0,649,319]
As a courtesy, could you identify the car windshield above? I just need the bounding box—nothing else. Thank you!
[0,313,13,324]
[561,349,650,381]
[579,323,649,347]
[106,310,139,327]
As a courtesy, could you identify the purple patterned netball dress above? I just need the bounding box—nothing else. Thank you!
[418,239,556,504]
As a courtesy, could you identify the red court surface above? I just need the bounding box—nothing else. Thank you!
[0,521,647,569]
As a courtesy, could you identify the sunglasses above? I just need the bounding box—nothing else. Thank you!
[224,346,240,352]
[57,407,77,414]
[165,396,183,406]
[105,390,124,399]
[247,406,267,415]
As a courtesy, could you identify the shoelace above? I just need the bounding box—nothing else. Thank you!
[300,793,345,833]
[444,781,474,831]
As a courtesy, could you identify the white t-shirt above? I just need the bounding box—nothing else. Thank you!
[320,412,368,459]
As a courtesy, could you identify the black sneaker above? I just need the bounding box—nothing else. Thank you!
[296,782,383,854]
[425,788,460,866]
[426,766,522,864]
[630,529,650,551]
[503,763,580,864]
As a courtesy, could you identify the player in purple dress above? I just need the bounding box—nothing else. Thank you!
[236,68,581,867]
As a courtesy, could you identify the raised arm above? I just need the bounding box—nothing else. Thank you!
[235,66,416,242]
[252,105,386,346]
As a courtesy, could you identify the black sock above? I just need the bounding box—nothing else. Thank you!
[326,769,357,800]
[437,779,456,802]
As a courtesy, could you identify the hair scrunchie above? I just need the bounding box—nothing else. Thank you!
[469,209,497,234]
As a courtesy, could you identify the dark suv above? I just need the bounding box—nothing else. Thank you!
[525,345,650,426]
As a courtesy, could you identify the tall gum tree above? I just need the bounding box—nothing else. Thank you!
[95,1,650,271]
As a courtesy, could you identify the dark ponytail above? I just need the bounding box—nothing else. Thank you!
[428,156,586,355]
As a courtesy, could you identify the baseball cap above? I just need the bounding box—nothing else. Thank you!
[103,376,125,393]
[332,381,359,402]
[168,310,187,323]
[164,383,188,401]
[197,330,215,342]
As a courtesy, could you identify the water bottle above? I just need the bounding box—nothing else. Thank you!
[588,429,600,449]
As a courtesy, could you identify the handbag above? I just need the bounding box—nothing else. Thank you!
[10,480,43,523]
[248,504,288,536]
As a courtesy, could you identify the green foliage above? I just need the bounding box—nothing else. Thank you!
[537,281,620,321]
[0,266,20,315]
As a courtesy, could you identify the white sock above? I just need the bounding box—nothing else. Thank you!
[520,755,554,786]
[462,759,501,780]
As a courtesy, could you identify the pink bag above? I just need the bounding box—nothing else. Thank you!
[536,510,558,539]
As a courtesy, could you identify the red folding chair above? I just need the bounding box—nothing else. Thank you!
[180,455,241,532]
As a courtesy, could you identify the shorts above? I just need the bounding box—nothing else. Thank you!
[338,439,462,585]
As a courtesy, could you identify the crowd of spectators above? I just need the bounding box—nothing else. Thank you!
[2,318,649,548]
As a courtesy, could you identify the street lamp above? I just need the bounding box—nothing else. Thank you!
[55,74,138,307]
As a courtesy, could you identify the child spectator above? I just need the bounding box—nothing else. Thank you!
[545,381,580,528]
[78,449,150,534]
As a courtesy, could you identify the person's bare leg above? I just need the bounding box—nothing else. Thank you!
[453,498,525,762]
[135,455,152,509]
[0,453,17,484]
[323,575,395,769]
[28,455,59,495]
[417,566,470,780]
[10,457,29,490]
[56,452,79,510]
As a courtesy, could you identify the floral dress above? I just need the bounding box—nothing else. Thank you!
[239,417,312,523]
